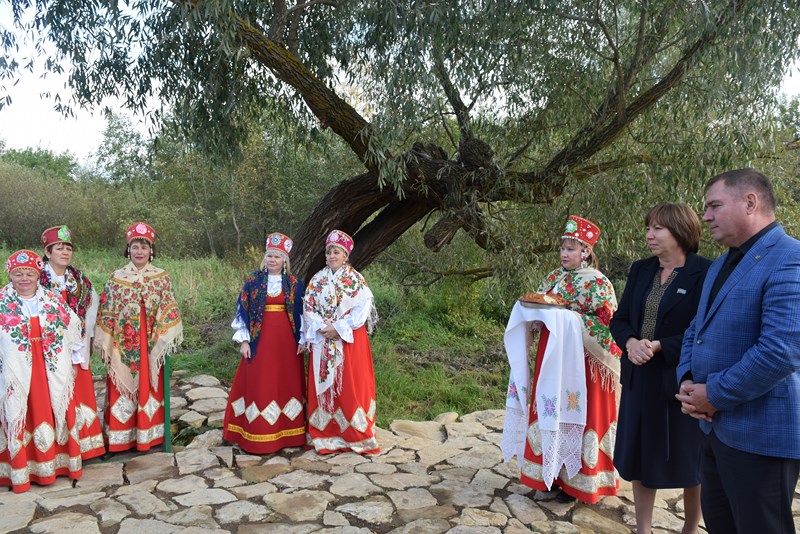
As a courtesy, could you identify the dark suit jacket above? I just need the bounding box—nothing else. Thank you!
[611,253,712,398]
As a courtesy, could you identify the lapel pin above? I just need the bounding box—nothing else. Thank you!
[677,288,687,294]
[755,255,761,260]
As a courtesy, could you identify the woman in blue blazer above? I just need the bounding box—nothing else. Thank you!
[610,203,711,534]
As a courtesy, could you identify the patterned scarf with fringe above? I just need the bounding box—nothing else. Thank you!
[94,262,183,400]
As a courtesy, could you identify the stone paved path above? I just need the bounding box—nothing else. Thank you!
[2,372,798,533]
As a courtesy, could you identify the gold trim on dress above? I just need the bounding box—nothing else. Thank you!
[265,305,286,312]
[226,424,305,442]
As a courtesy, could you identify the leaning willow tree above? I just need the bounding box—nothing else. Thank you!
[2,1,798,279]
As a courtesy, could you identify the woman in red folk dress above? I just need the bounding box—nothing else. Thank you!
[94,222,183,452]
[39,225,105,460]
[0,250,84,493]
[303,230,379,454]
[224,232,307,453]
[514,216,621,504]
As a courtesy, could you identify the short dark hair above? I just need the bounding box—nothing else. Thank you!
[43,242,74,263]
[705,168,776,213]
[644,202,702,254]
[124,238,156,260]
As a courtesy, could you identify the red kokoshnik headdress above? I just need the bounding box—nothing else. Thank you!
[562,215,601,248]
[126,222,156,244]
[41,225,74,248]
[266,232,293,260]
[6,249,44,274]
[325,229,354,256]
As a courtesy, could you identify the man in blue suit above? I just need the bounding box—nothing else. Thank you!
[676,168,800,533]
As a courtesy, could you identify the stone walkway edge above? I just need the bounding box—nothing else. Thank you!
[2,372,799,534]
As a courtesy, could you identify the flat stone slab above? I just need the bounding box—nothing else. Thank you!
[270,469,332,490]
[390,420,446,442]
[263,490,335,522]
[116,491,178,516]
[172,488,237,507]
[190,397,229,413]
[77,462,125,491]
[0,499,37,532]
[215,500,272,524]
[186,375,222,387]
[388,488,438,510]
[186,386,228,401]
[186,429,225,449]
[335,496,395,524]
[329,472,382,496]
[124,453,176,484]
[176,449,221,475]
[90,499,132,529]
[445,422,489,439]
[179,411,208,428]
[116,518,182,534]
[39,491,107,512]
[29,512,101,534]
[157,474,209,494]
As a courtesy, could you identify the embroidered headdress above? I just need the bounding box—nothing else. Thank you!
[6,249,44,274]
[326,229,354,256]
[126,222,156,244]
[562,215,600,248]
[266,232,293,261]
[41,225,73,248]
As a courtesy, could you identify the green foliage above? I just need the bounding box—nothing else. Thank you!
[0,146,78,181]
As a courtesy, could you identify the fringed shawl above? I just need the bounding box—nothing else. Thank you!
[303,265,377,409]
[233,270,304,359]
[94,263,183,400]
[0,284,81,457]
[538,266,622,390]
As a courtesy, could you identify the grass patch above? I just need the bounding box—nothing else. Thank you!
[374,348,506,428]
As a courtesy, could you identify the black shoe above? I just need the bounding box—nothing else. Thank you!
[555,490,576,503]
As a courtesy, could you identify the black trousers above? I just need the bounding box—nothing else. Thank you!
[701,430,800,534]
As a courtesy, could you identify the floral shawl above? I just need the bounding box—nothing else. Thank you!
[233,270,305,359]
[0,284,81,457]
[538,266,622,390]
[303,265,376,409]
[40,264,93,337]
[94,263,183,400]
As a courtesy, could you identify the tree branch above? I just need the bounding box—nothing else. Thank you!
[268,0,287,40]
[286,0,345,14]
[542,1,747,179]
[432,47,471,140]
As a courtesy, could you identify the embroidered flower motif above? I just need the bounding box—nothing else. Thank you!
[566,389,581,412]
[507,382,519,400]
[541,395,557,418]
